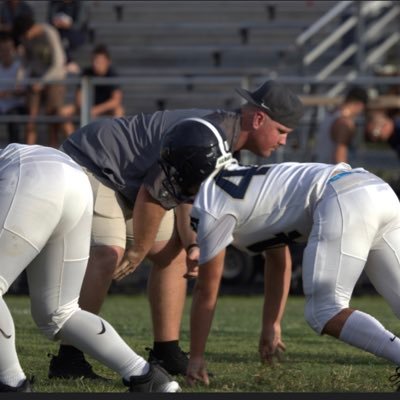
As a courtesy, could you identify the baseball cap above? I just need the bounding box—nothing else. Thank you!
[235,80,304,129]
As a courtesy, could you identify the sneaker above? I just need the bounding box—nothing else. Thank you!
[0,377,34,392]
[123,364,181,392]
[48,353,108,380]
[389,366,400,391]
[146,346,189,376]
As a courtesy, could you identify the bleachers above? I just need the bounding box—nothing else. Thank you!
[0,1,336,144]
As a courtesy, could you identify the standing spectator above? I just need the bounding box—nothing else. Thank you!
[59,43,124,138]
[12,12,66,147]
[314,86,368,164]
[0,32,26,143]
[47,0,89,69]
[0,0,33,35]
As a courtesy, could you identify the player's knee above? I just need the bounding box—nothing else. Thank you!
[90,245,123,277]
[304,302,342,334]
[32,300,80,340]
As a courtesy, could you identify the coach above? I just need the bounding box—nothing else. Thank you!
[48,80,304,379]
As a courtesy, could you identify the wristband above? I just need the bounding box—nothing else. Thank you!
[186,243,199,252]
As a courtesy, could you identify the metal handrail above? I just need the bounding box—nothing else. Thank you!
[296,1,354,46]
[295,0,400,94]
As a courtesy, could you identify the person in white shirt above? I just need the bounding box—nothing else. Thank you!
[158,117,400,390]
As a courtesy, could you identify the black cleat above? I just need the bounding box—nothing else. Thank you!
[123,363,181,392]
[48,352,108,380]
[390,366,400,391]
[146,346,189,376]
[0,377,34,392]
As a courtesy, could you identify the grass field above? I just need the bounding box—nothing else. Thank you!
[5,293,400,393]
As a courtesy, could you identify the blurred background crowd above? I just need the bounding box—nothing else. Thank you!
[1,0,400,291]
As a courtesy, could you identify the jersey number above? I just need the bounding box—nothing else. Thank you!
[215,165,270,199]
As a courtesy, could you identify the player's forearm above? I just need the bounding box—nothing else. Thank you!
[175,203,197,250]
[262,246,292,327]
[190,282,218,358]
[128,185,166,264]
[190,252,225,357]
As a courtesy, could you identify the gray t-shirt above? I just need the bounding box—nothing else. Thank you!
[61,109,241,209]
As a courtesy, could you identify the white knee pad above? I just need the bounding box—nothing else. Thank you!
[304,299,343,334]
[32,298,80,340]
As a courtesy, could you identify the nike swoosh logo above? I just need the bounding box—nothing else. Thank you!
[0,328,12,339]
[97,320,106,335]
[390,335,397,342]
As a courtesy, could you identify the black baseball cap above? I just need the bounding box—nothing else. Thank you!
[235,80,304,129]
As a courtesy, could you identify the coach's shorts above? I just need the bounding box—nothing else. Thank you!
[85,169,174,249]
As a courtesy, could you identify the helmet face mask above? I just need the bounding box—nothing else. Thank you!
[159,160,197,203]
[160,118,234,202]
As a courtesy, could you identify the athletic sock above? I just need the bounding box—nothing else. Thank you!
[153,340,181,356]
[59,310,149,378]
[339,310,400,365]
[0,297,26,387]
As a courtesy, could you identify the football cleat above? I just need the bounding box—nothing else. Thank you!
[123,363,181,392]
[389,366,400,391]
[146,346,189,376]
[0,377,34,392]
[48,352,108,380]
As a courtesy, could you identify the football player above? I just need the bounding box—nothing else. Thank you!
[0,144,180,392]
[159,117,400,389]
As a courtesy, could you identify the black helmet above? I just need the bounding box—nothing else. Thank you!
[160,117,234,202]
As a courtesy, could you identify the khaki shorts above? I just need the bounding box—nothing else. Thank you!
[28,83,65,114]
[85,169,175,249]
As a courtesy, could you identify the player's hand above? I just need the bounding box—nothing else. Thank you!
[183,244,200,280]
[186,357,209,386]
[112,249,141,281]
[259,325,286,365]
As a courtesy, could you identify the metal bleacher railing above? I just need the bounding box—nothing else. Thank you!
[1,73,400,166]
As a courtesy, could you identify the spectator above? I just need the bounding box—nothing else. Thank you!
[47,0,89,68]
[365,109,400,157]
[0,31,26,143]
[59,43,124,138]
[314,86,368,164]
[12,12,66,147]
[0,0,33,35]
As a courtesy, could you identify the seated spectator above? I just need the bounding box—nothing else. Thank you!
[314,86,369,164]
[0,32,26,143]
[366,109,400,157]
[0,0,32,36]
[12,12,66,147]
[59,43,124,137]
[47,0,89,69]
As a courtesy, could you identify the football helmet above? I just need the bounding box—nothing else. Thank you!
[160,117,234,202]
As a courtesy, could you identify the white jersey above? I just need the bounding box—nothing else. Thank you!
[191,161,357,264]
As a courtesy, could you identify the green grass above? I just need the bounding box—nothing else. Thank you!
[5,293,400,392]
